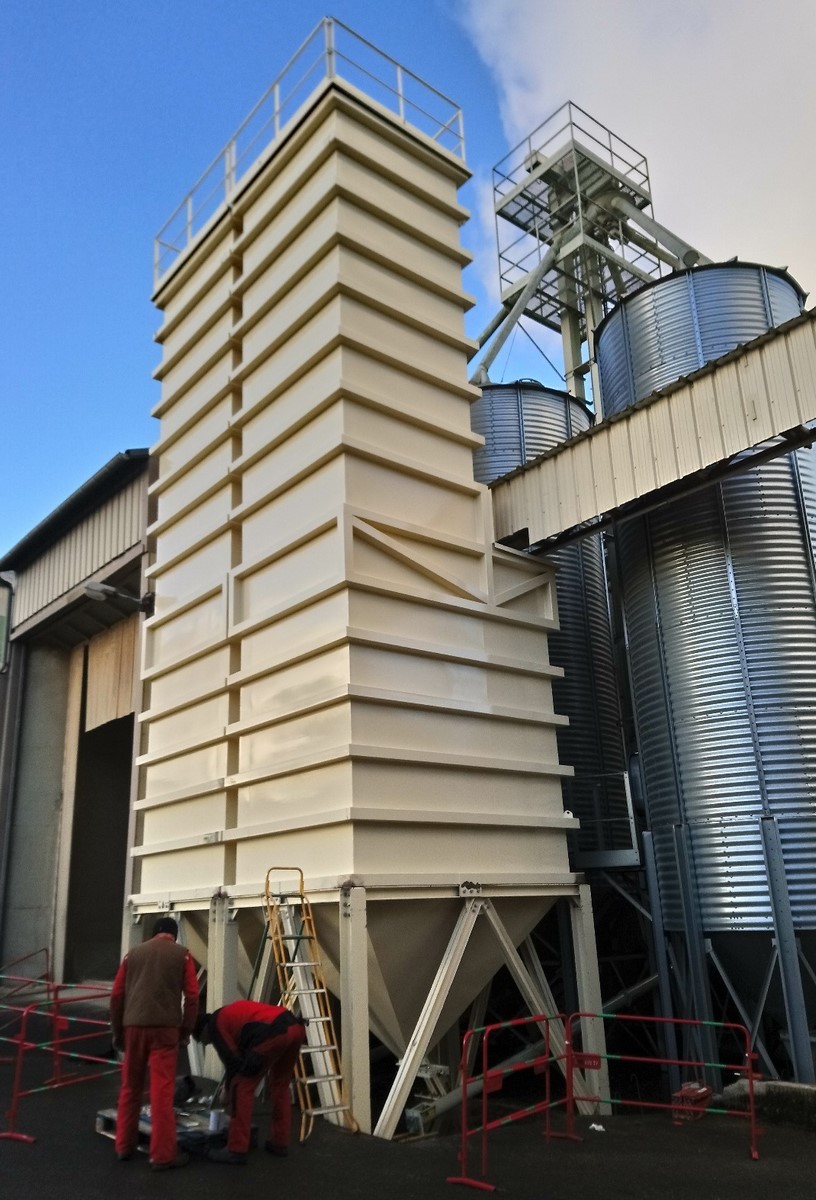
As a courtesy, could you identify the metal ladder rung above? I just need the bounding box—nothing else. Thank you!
[300,1043,338,1054]
[302,1072,343,1084]
[306,1103,350,1116]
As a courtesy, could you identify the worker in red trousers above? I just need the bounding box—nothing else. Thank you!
[110,916,199,1171]
[194,1000,307,1164]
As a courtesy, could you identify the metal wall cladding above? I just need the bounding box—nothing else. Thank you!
[471,380,590,484]
[597,263,804,414]
[548,537,631,860]
[617,423,816,931]
[12,476,145,628]
[473,382,631,861]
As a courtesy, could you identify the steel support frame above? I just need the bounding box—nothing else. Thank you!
[760,815,815,1083]
[704,939,778,1080]
[373,896,483,1139]
[672,825,721,1086]
[339,885,372,1133]
[642,832,681,1093]
[567,885,612,1112]
[206,892,238,1080]
[373,892,606,1139]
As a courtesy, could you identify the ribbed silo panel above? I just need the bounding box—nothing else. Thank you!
[596,308,635,419]
[549,537,629,856]
[596,263,805,415]
[779,813,816,925]
[471,381,589,483]
[692,267,771,361]
[722,456,816,825]
[620,466,816,930]
[766,271,805,326]
[603,263,814,931]
[627,275,699,405]
[471,384,525,483]
[617,516,682,833]
[690,818,772,929]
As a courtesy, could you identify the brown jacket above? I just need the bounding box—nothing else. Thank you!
[110,934,199,1040]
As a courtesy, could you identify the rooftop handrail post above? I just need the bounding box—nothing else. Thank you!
[396,64,405,123]
[325,17,336,80]
[225,139,236,195]
[186,196,193,247]
[274,81,280,137]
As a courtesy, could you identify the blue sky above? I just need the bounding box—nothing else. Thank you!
[3,1,815,554]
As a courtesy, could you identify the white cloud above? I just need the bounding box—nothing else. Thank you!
[458,0,816,299]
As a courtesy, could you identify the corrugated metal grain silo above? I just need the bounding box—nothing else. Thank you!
[596,262,816,1077]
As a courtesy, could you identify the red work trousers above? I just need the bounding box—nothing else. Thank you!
[227,1022,306,1153]
[116,1025,180,1165]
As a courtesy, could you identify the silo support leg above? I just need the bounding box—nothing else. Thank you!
[340,886,371,1133]
[206,893,238,1080]
[569,886,612,1114]
[761,816,815,1084]
[373,898,482,1140]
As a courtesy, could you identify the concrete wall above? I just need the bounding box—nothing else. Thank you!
[0,644,70,964]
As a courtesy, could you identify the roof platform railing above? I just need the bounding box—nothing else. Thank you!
[153,16,465,286]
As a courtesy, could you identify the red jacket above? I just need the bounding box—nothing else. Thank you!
[209,1000,301,1077]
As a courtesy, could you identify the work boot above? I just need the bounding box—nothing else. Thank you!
[116,1151,134,1161]
[208,1147,247,1165]
[150,1152,190,1171]
[264,1140,288,1157]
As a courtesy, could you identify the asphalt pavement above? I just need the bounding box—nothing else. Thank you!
[3,1052,816,1200]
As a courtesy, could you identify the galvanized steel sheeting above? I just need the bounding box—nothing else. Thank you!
[11,477,144,628]
[597,264,804,415]
[609,265,816,931]
[471,381,590,484]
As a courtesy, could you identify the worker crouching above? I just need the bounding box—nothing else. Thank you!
[193,1001,307,1165]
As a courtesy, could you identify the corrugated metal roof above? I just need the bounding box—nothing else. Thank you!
[491,309,816,545]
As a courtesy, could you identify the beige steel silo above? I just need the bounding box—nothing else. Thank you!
[134,21,603,1135]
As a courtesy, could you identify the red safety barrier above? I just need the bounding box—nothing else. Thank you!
[0,950,53,1061]
[447,1013,573,1191]
[445,1009,763,1186]
[564,1011,761,1160]
[0,975,117,1144]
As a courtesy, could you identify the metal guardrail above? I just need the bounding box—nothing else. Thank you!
[154,17,465,286]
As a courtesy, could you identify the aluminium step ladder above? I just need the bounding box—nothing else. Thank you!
[262,867,357,1140]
